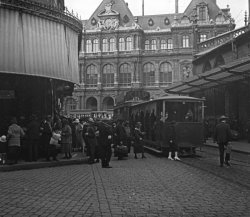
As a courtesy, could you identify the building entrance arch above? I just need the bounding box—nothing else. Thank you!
[103,97,114,110]
[86,97,97,111]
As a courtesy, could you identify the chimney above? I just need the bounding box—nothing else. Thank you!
[175,0,178,14]
[142,0,144,16]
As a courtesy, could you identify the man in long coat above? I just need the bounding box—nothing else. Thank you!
[214,115,232,167]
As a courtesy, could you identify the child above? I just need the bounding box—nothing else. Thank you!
[49,130,61,161]
[0,135,7,164]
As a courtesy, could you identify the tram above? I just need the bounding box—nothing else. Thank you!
[114,95,205,156]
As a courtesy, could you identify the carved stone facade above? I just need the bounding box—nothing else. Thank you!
[70,0,235,116]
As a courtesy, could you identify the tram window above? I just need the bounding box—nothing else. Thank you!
[165,102,200,122]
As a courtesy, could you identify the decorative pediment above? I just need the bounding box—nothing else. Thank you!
[98,1,120,18]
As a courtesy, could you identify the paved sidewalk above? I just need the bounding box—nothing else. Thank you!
[0,152,87,172]
[205,138,250,154]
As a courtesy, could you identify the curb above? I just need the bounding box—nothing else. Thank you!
[0,158,88,172]
[205,144,250,155]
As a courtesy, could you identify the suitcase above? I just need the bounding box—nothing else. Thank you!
[115,145,128,156]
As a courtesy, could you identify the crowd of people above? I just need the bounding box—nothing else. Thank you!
[0,115,154,167]
[0,113,237,168]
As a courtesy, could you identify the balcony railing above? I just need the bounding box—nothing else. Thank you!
[0,0,82,33]
[197,26,249,51]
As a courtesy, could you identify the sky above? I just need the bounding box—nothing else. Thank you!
[65,0,249,28]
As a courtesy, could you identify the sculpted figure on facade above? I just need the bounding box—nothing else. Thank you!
[182,64,193,79]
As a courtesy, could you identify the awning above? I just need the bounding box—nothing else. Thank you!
[165,57,250,94]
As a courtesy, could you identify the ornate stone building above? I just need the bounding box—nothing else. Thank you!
[71,0,235,118]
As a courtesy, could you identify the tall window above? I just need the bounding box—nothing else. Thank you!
[182,35,189,48]
[167,39,173,49]
[102,64,114,87]
[93,39,99,53]
[143,63,155,86]
[119,38,125,51]
[126,37,132,51]
[199,6,206,22]
[200,34,207,42]
[160,40,167,49]
[102,38,108,52]
[86,40,92,53]
[151,39,157,50]
[160,62,173,85]
[109,38,115,51]
[119,63,131,87]
[145,40,150,50]
[86,64,98,87]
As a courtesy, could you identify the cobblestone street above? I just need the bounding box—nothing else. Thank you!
[0,149,250,217]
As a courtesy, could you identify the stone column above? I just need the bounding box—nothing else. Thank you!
[155,62,160,87]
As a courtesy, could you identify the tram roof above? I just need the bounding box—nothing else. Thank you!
[130,95,204,107]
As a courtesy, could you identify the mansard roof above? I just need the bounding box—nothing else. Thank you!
[184,0,222,20]
[82,0,231,31]
[136,13,183,31]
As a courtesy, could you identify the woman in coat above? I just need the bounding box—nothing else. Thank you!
[61,119,72,159]
[7,117,25,164]
[133,122,146,159]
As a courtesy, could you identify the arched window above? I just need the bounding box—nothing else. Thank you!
[214,55,225,68]
[167,39,173,49]
[151,39,157,50]
[143,63,155,86]
[216,15,225,24]
[181,16,190,24]
[160,62,173,85]
[86,64,98,88]
[119,38,125,51]
[145,40,150,50]
[109,38,115,51]
[119,63,131,87]
[182,35,189,48]
[203,61,212,73]
[102,64,114,87]
[103,97,114,110]
[93,39,99,53]
[126,37,132,51]
[199,6,206,22]
[86,97,97,111]
[86,39,92,53]
[102,38,108,52]
[160,40,167,49]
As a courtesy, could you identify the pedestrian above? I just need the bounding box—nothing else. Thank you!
[49,129,61,161]
[73,118,85,152]
[214,115,232,167]
[0,135,7,164]
[97,121,113,168]
[61,118,72,159]
[26,114,40,162]
[115,120,128,160]
[85,118,97,164]
[40,115,53,161]
[166,122,180,161]
[7,117,25,164]
[133,122,146,159]
[124,121,132,154]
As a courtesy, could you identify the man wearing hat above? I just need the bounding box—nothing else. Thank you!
[214,115,232,167]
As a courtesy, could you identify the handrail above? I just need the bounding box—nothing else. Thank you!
[0,0,83,33]
[198,26,249,51]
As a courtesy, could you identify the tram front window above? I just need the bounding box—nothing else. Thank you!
[165,101,202,122]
